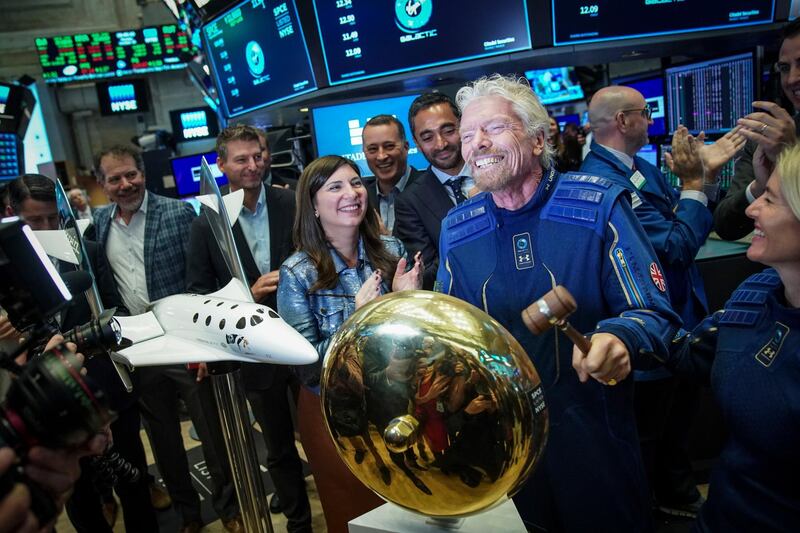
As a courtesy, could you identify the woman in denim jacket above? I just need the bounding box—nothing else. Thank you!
[277,155,422,530]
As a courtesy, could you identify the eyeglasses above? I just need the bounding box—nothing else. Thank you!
[619,103,652,120]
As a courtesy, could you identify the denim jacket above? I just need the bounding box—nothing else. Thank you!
[277,235,406,386]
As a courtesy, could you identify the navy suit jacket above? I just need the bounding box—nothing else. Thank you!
[581,141,711,328]
[92,192,197,301]
[364,166,422,214]
[393,166,455,290]
[185,186,296,390]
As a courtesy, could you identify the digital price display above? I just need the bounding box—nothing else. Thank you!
[552,0,774,46]
[203,0,317,118]
[313,0,531,85]
[36,24,191,83]
[0,134,21,181]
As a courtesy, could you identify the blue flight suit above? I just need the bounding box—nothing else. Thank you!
[436,169,681,532]
[582,142,711,329]
[668,269,800,532]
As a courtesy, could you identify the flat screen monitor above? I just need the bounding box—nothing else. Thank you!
[36,24,191,83]
[0,133,21,181]
[616,75,666,136]
[170,151,227,197]
[636,144,659,167]
[525,67,584,105]
[660,141,735,190]
[169,106,219,142]
[96,79,150,115]
[203,0,317,118]
[313,0,532,85]
[665,52,754,134]
[552,1,775,46]
[0,84,31,135]
[311,93,429,177]
[555,113,580,130]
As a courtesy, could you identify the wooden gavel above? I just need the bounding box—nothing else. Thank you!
[521,285,591,355]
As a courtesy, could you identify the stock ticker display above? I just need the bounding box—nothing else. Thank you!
[203,0,317,118]
[313,0,531,85]
[552,0,774,45]
[36,24,191,83]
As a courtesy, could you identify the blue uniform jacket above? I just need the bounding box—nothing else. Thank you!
[436,169,681,532]
[668,269,800,532]
[582,141,711,329]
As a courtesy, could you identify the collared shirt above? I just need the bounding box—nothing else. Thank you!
[377,166,413,232]
[431,163,475,206]
[75,206,93,221]
[598,142,708,206]
[106,193,149,315]
[237,184,271,275]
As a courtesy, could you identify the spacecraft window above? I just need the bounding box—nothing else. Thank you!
[204,299,211,305]
[231,304,239,309]
[193,313,199,323]
[219,319,226,329]
[216,301,224,307]
[256,308,264,314]
[250,315,263,326]
[268,310,279,319]
[205,316,212,326]
[236,317,246,329]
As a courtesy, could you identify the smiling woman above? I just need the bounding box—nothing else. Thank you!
[666,142,800,530]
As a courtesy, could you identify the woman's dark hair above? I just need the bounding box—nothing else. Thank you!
[294,155,400,292]
[6,174,56,214]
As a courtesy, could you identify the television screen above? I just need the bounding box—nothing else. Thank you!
[665,52,754,134]
[96,79,150,115]
[169,106,219,142]
[0,133,21,181]
[552,0,775,46]
[636,144,659,167]
[311,93,429,177]
[171,151,227,197]
[555,113,580,130]
[36,24,191,83]
[0,83,32,135]
[525,67,584,105]
[203,0,317,118]
[617,76,666,136]
[313,0,531,85]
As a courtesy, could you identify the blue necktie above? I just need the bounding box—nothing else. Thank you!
[446,176,468,205]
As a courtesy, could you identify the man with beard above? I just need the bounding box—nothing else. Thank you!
[186,125,311,533]
[436,75,682,532]
[581,86,744,518]
[361,114,420,232]
[92,145,239,533]
[714,19,800,240]
[394,92,475,289]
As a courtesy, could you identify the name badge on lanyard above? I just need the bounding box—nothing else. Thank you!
[513,232,534,270]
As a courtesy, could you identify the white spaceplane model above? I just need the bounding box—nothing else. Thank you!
[37,161,318,371]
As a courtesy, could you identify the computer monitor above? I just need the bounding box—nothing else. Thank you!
[311,93,429,177]
[96,80,150,116]
[660,141,735,190]
[170,151,227,197]
[312,0,531,85]
[665,52,755,134]
[616,75,667,137]
[36,24,191,83]
[636,144,659,168]
[552,0,775,46]
[555,113,580,130]
[202,0,316,118]
[169,106,219,142]
[525,67,584,105]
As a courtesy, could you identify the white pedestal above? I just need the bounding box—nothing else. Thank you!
[348,499,525,533]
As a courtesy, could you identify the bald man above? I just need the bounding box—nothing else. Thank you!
[581,86,744,518]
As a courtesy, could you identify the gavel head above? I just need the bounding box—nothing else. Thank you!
[521,285,578,335]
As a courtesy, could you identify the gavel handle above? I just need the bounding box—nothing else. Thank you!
[557,321,592,355]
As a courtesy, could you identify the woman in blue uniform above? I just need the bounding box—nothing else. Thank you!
[671,143,800,532]
[277,155,421,532]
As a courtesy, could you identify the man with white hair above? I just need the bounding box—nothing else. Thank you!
[436,74,681,532]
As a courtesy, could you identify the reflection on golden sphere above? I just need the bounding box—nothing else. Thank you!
[320,290,548,518]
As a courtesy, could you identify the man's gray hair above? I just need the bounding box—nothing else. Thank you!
[455,74,554,169]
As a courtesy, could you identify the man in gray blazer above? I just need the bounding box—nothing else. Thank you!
[93,145,241,533]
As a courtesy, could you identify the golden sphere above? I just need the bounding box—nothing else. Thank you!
[320,290,548,518]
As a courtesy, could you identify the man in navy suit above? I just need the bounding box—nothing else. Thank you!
[186,125,312,533]
[361,114,420,232]
[393,93,474,289]
[581,86,742,518]
[93,145,240,533]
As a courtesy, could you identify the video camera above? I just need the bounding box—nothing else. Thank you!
[0,218,136,522]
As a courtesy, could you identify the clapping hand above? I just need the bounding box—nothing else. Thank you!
[392,251,423,292]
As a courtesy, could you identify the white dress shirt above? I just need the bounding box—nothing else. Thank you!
[105,194,150,315]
